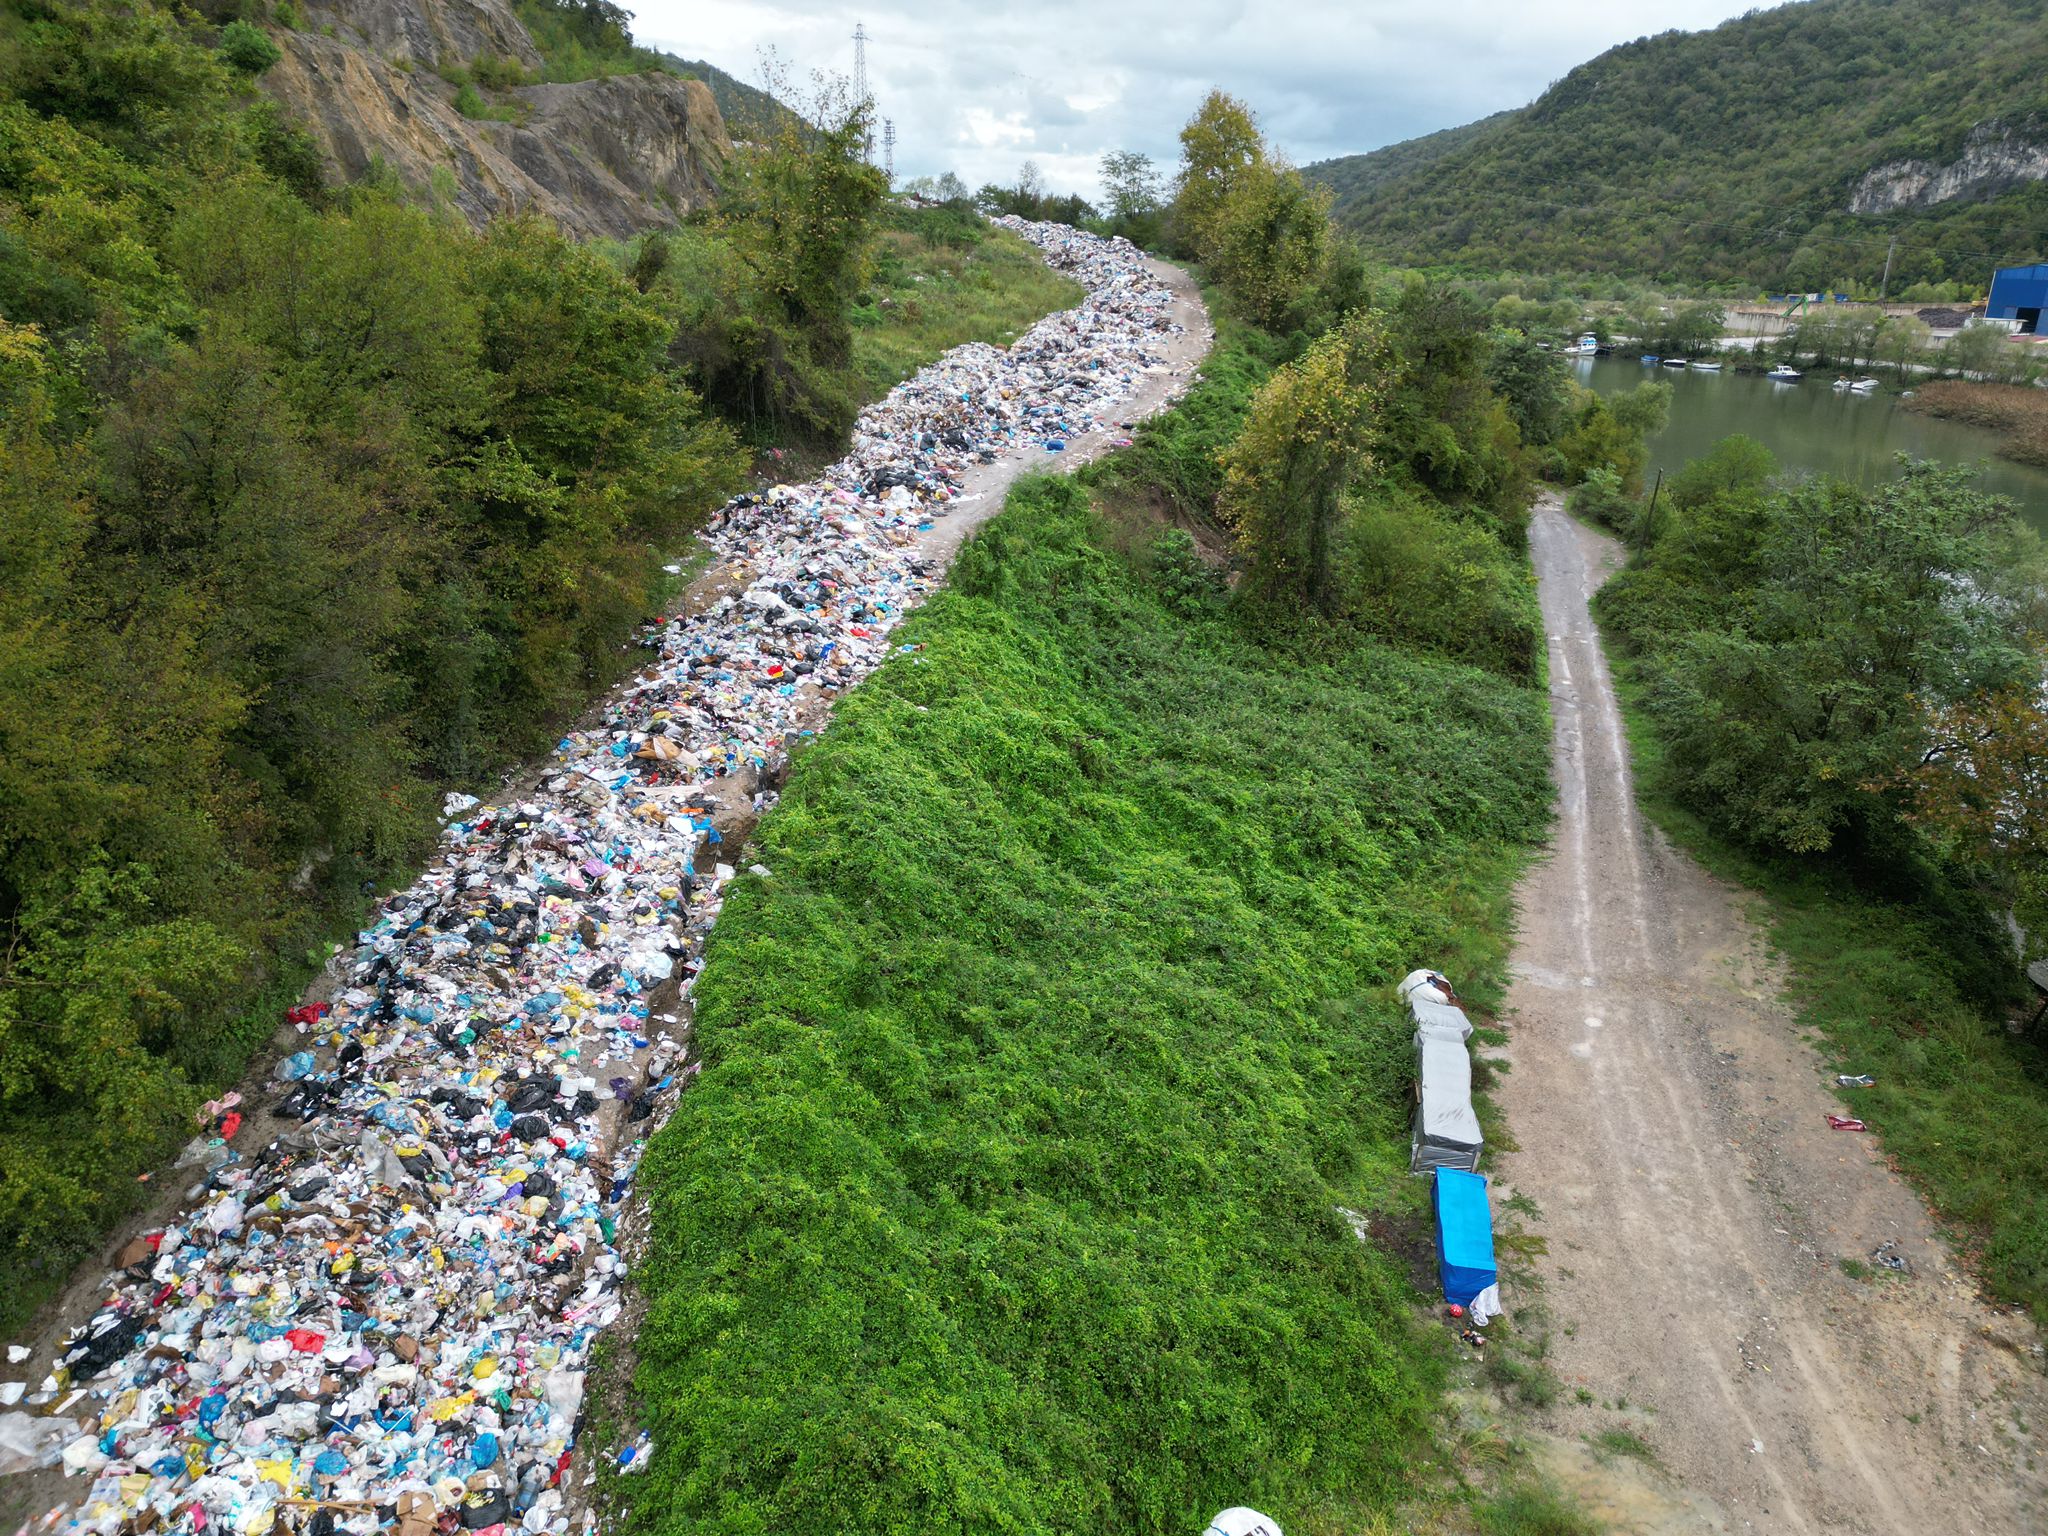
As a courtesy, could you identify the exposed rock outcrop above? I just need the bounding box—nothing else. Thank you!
[262,0,728,239]
[1850,120,2048,214]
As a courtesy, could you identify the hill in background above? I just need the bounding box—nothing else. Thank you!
[1306,0,2048,295]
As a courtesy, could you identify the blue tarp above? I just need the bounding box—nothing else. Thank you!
[1433,1168,1498,1306]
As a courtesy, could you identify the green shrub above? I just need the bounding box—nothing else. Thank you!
[217,19,279,72]
[1335,484,1539,678]
[1568,465,1634,532]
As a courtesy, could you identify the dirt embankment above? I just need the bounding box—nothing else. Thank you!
[1492,495,2048,1535]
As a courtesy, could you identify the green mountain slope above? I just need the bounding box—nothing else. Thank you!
[1307,0,2048,293]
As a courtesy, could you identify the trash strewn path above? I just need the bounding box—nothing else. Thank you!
[1497,495,2048,1535]
[0,222,1209,1536]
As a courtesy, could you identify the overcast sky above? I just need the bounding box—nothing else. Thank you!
[632,0,1779,199]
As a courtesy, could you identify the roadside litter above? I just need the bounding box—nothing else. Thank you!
[4,221,1183,1536]
[1827,1114,1868,1132]
[1836,1074,1876,1088]
[1869,1239,1910,1274]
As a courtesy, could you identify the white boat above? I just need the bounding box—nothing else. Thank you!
[1767,365,1802,381]
[1849,377,1878,393]
[1660,357,1688,369]
[1691,360,1723,372]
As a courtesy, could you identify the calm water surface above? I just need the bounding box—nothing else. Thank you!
[1574,356,2048,536]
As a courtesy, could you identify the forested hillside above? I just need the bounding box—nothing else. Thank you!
[1307,0,2048,293]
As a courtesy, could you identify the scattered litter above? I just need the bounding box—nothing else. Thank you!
[1870,1239,1910,1274]
[1826,1114,1868,1131]
[22,219,1185,1536]
[1836,1073,1875,1088]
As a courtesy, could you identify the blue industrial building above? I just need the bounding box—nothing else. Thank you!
[1988,263,2048,333]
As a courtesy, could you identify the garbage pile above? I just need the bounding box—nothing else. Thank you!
[5,222,1183,1536]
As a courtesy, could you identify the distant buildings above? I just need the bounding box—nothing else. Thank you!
[1987,263,2047,334]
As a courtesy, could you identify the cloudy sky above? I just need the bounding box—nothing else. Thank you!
[632,0,1777,198]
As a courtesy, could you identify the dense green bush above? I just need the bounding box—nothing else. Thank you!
[216,19,279,73]
[631,475,1552,1534]
[1338,484,1539,677]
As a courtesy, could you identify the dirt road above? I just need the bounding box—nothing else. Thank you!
[1496,495,2048,1534]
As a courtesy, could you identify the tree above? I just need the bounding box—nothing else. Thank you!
[1171,90,1262,260]
[1647,463,2038,854]
[1217,307,1389,612]
[1212,158,1331,330]
[1487,331,1572,445]
[1875,314,1931,380]
[717,72,885,357]
[1899,673,2048,948]
[1100,149,1160,219]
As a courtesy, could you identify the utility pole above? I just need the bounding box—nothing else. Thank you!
[1879,234,1898,304]
[882,119,896,184]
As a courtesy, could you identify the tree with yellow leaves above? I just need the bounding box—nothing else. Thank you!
[1217,307,1389,612]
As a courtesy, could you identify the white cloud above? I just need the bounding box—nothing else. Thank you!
[632,0,1775,199]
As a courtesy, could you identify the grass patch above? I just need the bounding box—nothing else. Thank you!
[850,209,1084,401]
[1474,1484,1601,1536]
[626,473,1551,1533]
[1591,1427,1658,1465]
[1839,1256,1876,1281]
[1601,634,2048,1321]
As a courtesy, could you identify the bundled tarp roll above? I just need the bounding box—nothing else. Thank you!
[1410,996,1473,1043]
[1411,1034,1483,1173]
[1432,1167,1499,1308]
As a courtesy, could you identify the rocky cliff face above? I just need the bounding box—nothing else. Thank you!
[262,0,728,239]
[1850,120,2048,214]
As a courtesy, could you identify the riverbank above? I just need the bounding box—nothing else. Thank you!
[1905,379,2048,467]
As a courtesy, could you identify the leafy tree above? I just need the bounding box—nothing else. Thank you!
[1211,157,1331,330]
[1898,673,2048,949]
[1217,307,1388,612]
[1558,380,1666,492]
[1486,330,1572,445]
[1099,148,1162,244]
[716,80,886,372]
[1170,89,1262,260]
[1643,462,2040,855]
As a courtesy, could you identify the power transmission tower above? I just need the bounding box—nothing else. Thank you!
[851,21,872,163]
[883,119,896,183]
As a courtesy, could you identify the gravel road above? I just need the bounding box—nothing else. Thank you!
[1496,495,2048,1534]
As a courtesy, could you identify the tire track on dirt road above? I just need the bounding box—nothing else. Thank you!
[1495,494,2048,1535]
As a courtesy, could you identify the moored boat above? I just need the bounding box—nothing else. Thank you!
[1767,364,1802,381]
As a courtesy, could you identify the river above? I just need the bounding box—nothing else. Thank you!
[1572,355,2048,535]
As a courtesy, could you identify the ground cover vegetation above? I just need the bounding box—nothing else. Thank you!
[1306,0,2048,296]
[621,91,1568,1535]
[0,0,1070,1328]
[1592,436,2048,1315]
